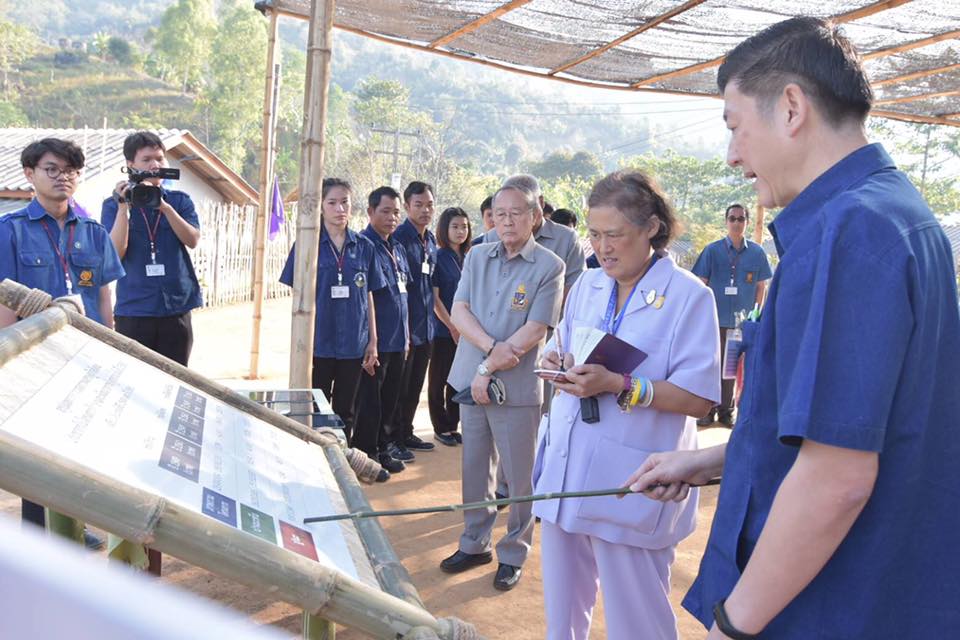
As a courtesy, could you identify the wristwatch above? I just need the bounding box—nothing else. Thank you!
[477,361,491,377]
[713,599,760,640]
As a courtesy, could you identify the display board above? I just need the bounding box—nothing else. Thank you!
[0,326,376,588]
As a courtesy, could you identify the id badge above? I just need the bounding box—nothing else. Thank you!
[146,263,166,277]
[724,286,738,296]
[722,328,743,379]
[331,285,350,299]
[397,278,407,294]
[421,260,431,275]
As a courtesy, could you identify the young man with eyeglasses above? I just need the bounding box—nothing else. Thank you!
[692,203,772,427]
[101,131,202,368]
[0,137,124,544]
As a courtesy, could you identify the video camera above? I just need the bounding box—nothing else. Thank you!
[122,167,180,209]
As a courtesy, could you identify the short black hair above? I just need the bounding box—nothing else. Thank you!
[403,180,434,203]
[123,131,166,162]
[717,17,872,126]
[480,196,493,214]
[368,185,401,210]
[543,202,555,216]
[436,206,473,250]
[321,177,351,199]
[21,138,85,170]
[725,203,748,218]
[550,208,578,228]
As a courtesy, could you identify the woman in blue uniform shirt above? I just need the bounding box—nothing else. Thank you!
[534,171,720,640]
[279,178,385,441]
[429,206,472,446]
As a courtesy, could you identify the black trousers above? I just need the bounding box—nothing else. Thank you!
[716,326,736,418]
[115,312,194,366]
[312,357,363,441]
[353,351,406,457]
[396,341,432,441]
[428,336,460,435]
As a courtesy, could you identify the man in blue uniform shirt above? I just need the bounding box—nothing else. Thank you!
[102,131,202,367]
[692,203,772,426]
[391,181,438,458]
[0,137,124,540]
[628,17,960,640]
[354,186,411,477]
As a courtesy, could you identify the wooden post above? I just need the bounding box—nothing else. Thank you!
[249,9,281,380]
[753,203,765,244]
[290,0,336,395]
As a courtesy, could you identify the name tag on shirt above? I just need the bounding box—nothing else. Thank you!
[724,286,738,296]
[421,261,431,275]
[146,264,166,277]
[331,285,350,299]
[397,279,407,294]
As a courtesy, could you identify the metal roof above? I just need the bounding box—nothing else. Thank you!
[0,128,258,205]
[260,0,960,127]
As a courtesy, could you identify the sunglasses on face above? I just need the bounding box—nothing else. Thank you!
[727,216,746,223]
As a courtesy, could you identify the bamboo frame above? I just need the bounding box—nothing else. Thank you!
[869,110,960,127]
[429,0,533,48]
[549,0,708,75]
[872,62,960,88]
[862,28,960,60]
[631,0,916,87]
[874,88,960,106]
[250,10,281,380]
[0,280,421,609]
[289,0,337,392]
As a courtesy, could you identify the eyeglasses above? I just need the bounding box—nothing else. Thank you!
[39,165,81,180]
[727,216,746,223]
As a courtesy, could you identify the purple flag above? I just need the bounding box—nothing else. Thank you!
[269,177,285,241]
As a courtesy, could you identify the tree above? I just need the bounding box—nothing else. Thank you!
[153,0,215,94]
[0,18,38,95]
[207,3,267,175]
[525,150,603,181]
[107,36,134,65]
[92,31,110,58]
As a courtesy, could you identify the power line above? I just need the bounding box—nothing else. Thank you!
[602,116,721,156]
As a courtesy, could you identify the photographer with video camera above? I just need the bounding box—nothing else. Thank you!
[102,131,202,368]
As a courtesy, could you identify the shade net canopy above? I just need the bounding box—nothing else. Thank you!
[261,0,960,126]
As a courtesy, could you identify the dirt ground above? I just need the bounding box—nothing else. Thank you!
[0,297,730,639]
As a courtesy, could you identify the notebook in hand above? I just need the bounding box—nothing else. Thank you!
[570,326,647,375]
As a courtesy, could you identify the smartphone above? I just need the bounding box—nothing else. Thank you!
[534,368,570,382]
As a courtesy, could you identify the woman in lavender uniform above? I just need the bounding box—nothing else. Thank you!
[534,171,720,640]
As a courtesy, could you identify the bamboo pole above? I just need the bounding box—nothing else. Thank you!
[753,204,765,244]
[250,9,281,380]
[0,280,419,607]
[290,0,336,393]
[0,429,443,639]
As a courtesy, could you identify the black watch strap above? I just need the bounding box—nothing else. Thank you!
[486,339,497,357]
[713,599,760,640]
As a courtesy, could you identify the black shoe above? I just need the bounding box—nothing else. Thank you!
[452,432,462,444]
[718,412,735,428]
[494,491,509,511]
[493,563,522,591]
[377,452,405,473]
[84,529,105,551]
[405,434,435,451]
[386,441,415,462]
[434,432,458,447]
[440,549,493,574]
[375,469,391,483]
[696,411,716,427]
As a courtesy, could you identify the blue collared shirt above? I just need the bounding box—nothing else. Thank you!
[279,227,385,359]
[684,144,960,638]
[692,236,772,327]
[433,247,463,339]
[361,225,409,353]
[393,218,436,345]
[0,199,124,325]
[101,189,203,317]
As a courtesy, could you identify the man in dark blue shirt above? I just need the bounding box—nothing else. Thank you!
[692,204,772,426]
[354,186,411,477]
[0,138,124,545]
[101,131,202,367]
[391,181,438,457]
[628,17,960,640]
